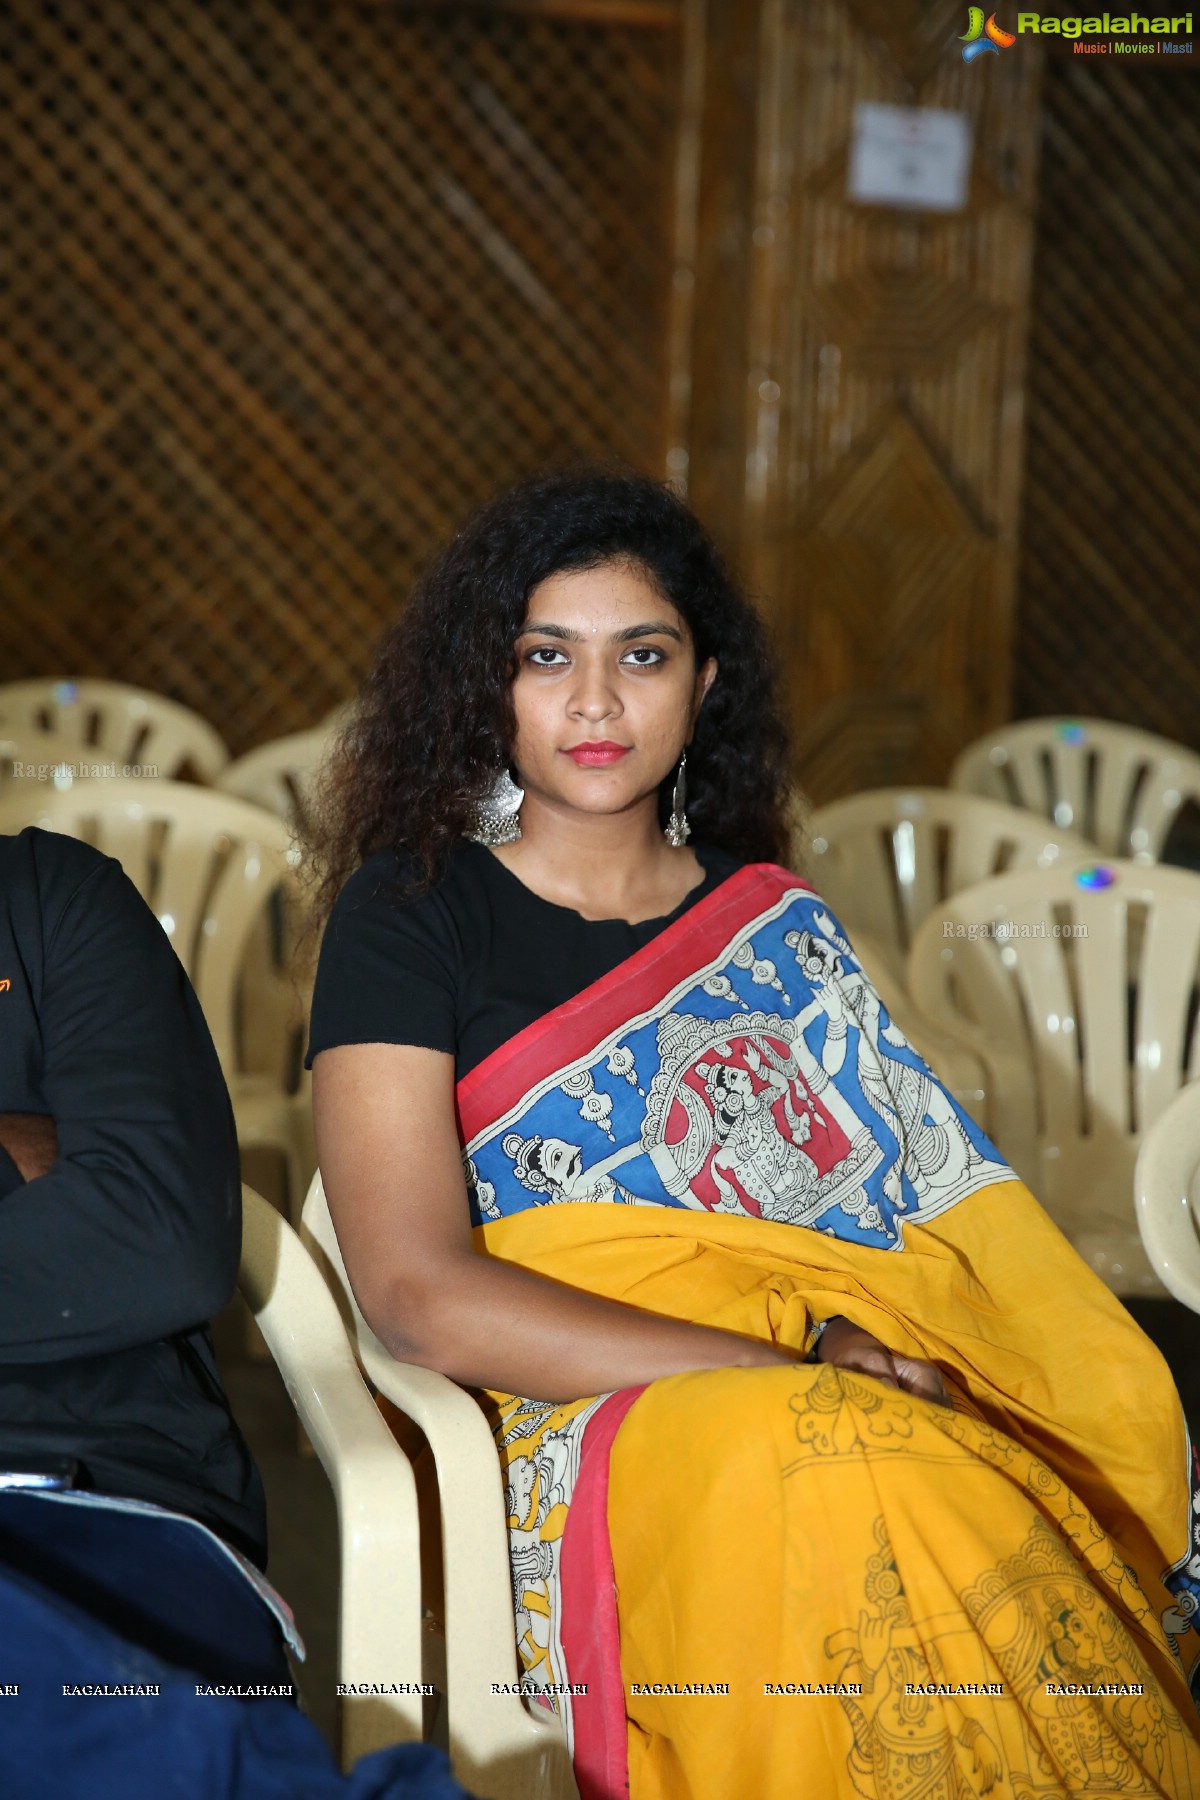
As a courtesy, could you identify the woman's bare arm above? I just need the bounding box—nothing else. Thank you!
[313,1042,798,1403]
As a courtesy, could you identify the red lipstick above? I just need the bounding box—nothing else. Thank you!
[563,742,631,766]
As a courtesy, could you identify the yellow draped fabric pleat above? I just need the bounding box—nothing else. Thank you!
[477,1180,1200,1799]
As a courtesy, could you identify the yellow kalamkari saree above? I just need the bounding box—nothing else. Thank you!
[454,865,1200,1798]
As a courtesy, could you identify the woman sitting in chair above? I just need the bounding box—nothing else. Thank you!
[304,469,1200,1799]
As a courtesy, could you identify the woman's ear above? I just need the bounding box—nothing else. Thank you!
[694,656,718,716]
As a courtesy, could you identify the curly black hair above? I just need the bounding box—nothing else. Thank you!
[304,464,795,932]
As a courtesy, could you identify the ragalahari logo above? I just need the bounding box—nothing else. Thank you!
[961,7,1017,57]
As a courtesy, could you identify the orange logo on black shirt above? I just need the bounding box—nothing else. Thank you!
[0,979,10,992]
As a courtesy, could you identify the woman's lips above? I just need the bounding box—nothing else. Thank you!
[563,743,631,766]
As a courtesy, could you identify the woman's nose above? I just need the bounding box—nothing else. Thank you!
[568,661,623,720]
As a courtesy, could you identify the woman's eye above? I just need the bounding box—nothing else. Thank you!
[528,647,569,666]
[622,646,665,666]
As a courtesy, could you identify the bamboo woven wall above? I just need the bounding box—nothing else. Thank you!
[2,1,683,754]
[1015,60,1200,748]
[682,0,1043,804]
[17,5,1191,789]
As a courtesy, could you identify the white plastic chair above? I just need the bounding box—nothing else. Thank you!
[0,727,115,792]
[239,1183,426,1762]
[0,678,230,782]
[1134,1081,1200,1313]
[845,929,989,1132]
[298,1171,579,1800]
[215,724,339,1098]
[949,717,1200,864]
[215,723,339,830]
[0,779,313,1215]
[908,858,1200,1296]
[802,788,1092,990]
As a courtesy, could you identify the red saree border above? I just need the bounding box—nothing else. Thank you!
[455,862,811,1143]
[559,1385,649,1800]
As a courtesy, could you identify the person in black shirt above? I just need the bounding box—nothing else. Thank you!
[0,824,486,1799]
[0,823,289,1685]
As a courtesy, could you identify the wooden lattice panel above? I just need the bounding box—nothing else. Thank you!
[1,1,682,754]
[1015,60,1200,749]
[845,0,972,91]
[684,0,1041,804]
[796,412,994,794]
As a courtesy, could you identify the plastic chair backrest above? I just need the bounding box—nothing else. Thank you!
[949,717,1200,862]
[216,724,338,829]
[0,778,296,1072]
[803,788,1091,985]
[0,678,230,782]
[0,728,114,791]
[907,857,1200,1292]
[1134,1082,1200,1313]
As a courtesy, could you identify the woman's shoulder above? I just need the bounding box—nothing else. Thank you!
[320,844,458,967]
[307,843,475,1065]
[322,840,510,973]
[330,839,481,918]
[329,845,415,916]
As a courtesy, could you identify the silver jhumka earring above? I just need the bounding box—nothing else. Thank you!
[465,767,525,845]
[665,748,691,847]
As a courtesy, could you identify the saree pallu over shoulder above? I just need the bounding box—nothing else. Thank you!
[455,864,1200,1797]
[458,865,1010,1240]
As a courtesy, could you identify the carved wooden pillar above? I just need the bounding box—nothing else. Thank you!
[672,0,1043,801]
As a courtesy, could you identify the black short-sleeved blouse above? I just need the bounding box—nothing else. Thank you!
[306,838,743,1084]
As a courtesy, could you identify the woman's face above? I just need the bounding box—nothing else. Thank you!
[510,559,717,826]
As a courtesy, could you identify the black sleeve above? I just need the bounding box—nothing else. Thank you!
[305,855,458,1065]
[0,854,241,1363]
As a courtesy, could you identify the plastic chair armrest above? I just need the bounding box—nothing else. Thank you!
[354,1346,571,1792]
[239,1187,425,1760]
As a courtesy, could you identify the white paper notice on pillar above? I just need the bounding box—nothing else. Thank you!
[847,104,972,213]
